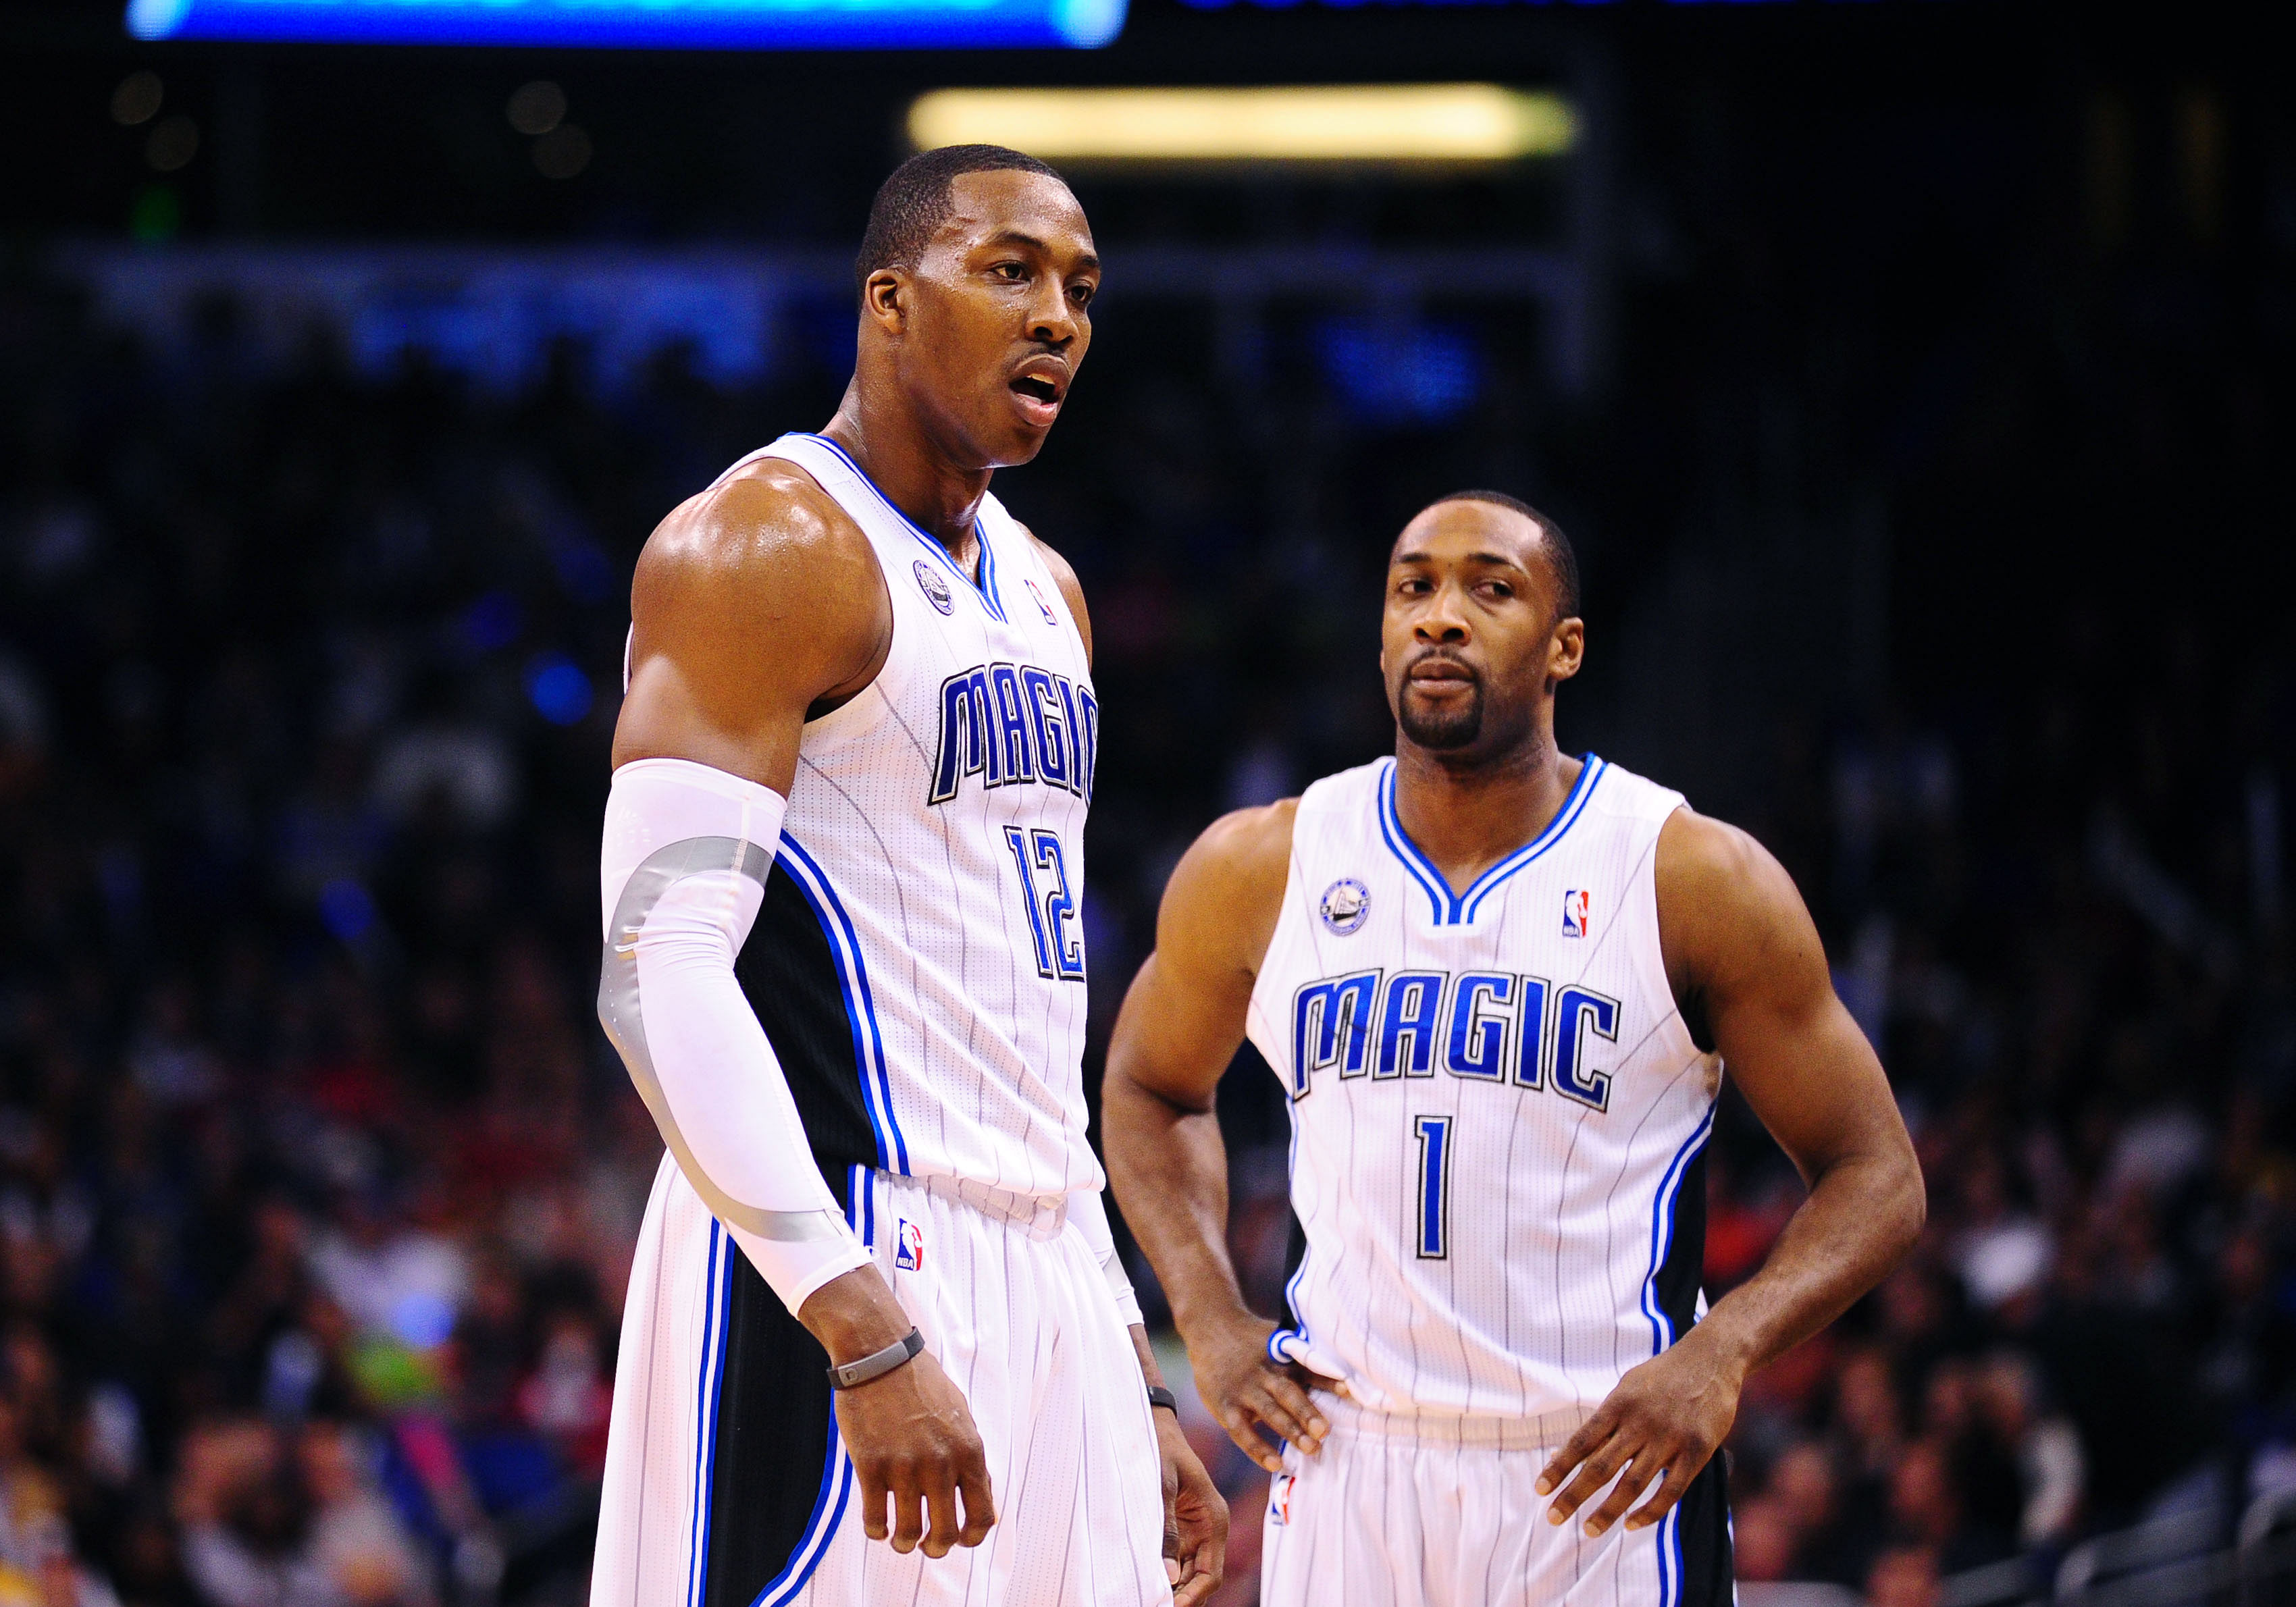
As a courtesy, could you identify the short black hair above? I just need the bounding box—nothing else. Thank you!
[855,144,1070,300]
[1424,489,1582,619]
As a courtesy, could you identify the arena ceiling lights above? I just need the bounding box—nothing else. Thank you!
[125,0,1123,47]
[907,86,1577,166]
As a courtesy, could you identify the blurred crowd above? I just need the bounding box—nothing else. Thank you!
[3,130,2294,1607]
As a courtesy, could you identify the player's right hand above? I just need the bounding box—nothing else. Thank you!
[835,1349,996,1558]
[1186,1313,1347,1474]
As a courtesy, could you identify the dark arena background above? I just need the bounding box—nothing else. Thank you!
[2,2,2292,1604]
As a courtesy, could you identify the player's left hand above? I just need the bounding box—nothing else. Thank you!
[1155,1406,1228,1607]
[1535,1325,1742,1538]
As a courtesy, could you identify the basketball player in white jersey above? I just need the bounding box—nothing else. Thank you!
[591,145,1223,1607]
[1102,491,1925,1606]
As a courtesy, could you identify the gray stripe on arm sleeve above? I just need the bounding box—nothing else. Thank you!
[598,835,851,1244]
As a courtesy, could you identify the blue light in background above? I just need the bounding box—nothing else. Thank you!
[126,0,1124,47]
[319,878,378,943]
[461,591,522,654]
[1314,316,1482,430]
[527,654,595,727]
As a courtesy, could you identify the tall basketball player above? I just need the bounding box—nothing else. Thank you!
[592,146,1224,1607]
[1102,492,1925,1606]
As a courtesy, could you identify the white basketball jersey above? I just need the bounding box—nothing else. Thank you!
[1245,755,1721,1425]
[691,432,1101,1201]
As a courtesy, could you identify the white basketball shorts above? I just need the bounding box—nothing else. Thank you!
[592,1154,1170,1607]
[1259,1404,1732,1607]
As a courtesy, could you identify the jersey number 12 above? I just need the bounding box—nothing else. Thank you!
[1003,826,1086,983]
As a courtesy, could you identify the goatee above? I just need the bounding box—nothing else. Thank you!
[1399,681,1484,751]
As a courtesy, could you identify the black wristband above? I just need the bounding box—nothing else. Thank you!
[827,1327,924,1390]
[1147,1384,1179,1415]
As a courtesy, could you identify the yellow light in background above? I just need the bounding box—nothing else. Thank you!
[907,84,1575,164]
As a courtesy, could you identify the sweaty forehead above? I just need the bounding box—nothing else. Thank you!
[933,170,1093,253]
[1389,500,1545,570]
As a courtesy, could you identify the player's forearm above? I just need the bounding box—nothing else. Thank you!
[1128,1322,1168,1392]
[1690,1142,1924,1378]
[1103,1068,1256,1340]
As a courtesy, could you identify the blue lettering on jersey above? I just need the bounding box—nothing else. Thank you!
[929,663,1096,806]
[1284,968,1617,1111]
[1375,972,1446,1078]
[1289,970,1380,1096]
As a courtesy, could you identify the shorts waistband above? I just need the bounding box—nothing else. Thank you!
[894,1171,1070,1242]
[1321,1396,1596,1451]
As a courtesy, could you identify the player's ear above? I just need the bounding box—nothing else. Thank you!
[1548,616,1585,686]
[862,269,909,335]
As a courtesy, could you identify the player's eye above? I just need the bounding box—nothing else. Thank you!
[1070,282,1097,307]
[993,262,1028,282]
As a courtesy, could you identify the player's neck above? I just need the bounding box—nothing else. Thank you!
[823,386,992,568]
[1392,735,1582,897]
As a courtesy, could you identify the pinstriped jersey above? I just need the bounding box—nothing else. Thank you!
[693,433,1102,1202]
[1246,756,1721,1424]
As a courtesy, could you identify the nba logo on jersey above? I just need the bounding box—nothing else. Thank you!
[1024,577,1061,627]
[895,1219,926,1271]
[1562,889,1591,938]
[1268,1473,1297,1527]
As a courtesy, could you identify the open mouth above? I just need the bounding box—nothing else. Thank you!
[1012,375,1059,404]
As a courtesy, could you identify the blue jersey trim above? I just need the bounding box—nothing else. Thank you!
[797,433,1007,623]
[751,1404,852,1607]
[686,1221,727,1607]
[712,1174,861,1607]
[1640,1105,1716,1352]
[1457,756,1607,922]
[1375,756,1607,926]
[775,838,911,1176]
[1376,760,1457,925]
[1268,1102,1315,1365]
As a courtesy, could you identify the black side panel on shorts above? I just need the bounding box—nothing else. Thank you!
[700,1192,844,1607]
[1654,1146,1708,1344]
[1675,1451,1735,1606]
[736,870,881,1188]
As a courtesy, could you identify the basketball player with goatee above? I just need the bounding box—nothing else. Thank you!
[1103,491,1924,1606]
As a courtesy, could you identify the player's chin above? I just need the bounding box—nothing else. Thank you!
[976,406,1058,466]
[1398,693,1482,751]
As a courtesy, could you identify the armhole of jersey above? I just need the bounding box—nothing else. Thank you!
[1242,801,1310,1068]
[1637,798,1709,1074]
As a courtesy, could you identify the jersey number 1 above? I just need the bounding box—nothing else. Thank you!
[1003,826,1086,983]
[1413,1115,1452,1259]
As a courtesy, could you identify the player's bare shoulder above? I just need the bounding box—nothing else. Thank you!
[1158,799,1300,986]
[636,459,883,637]
[629,458,891,702]
[1654,804,1829,1008]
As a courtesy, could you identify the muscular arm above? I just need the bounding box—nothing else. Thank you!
[616,465,890,787]
[1104,801,1341,1473]
[610,468,996,1558]
[1538,809,1925,1537]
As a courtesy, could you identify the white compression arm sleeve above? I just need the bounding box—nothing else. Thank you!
[598,758,870,1312]
[1070,1186,1146,1329]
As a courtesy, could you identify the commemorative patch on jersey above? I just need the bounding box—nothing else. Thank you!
[1319,878,1372,935]
[1023,576,1061,627]
[895,1218,926,1271]
[1562,889,1591,939]
[914,559,955,616]
[1268,1473,1297,1527]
